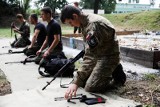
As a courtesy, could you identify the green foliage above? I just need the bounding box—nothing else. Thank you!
[80,0,116,14]
[101,0,116,14]
[143,73,158,81]
[37,0,68,13]
[0,0,31,18]
[102,10,160,30]
[20,0,31,17]
[80,0,94,9]
[0,0,19,16]
[143,104,156,107]
[28,9,41,15]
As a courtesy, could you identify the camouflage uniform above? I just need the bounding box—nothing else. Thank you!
[72,13,120,92]
[11,21,31,47]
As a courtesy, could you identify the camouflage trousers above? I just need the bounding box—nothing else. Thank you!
[11,37,31,48]
[76,53,120,93]
[23,43,41,56]
[85,58,119,92]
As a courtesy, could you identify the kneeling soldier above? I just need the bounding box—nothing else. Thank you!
[24,14,47,56]
[11,14,31,48]
[60,5,126,99]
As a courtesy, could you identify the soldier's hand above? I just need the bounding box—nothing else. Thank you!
[28,45,31,49]
[43,50,50,58]
[13,28,18,33]
[36,50,42,56]
[65,84,78,99]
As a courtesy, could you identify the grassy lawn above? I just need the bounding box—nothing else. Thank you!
[0,28,11,38]
[102,10,160,31]
[61,24,74,34]
[1,10,160,38]
[0,25,73,38]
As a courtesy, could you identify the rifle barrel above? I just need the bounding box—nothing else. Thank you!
[42,50,85,90]
[5,61,23,64]
[0,50,24,55]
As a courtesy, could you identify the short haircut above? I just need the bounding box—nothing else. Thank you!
[41,7,52,16]
[74,2,79,7]
[60,5,81,23]
[16,14,23,19]
[30,13,38,21]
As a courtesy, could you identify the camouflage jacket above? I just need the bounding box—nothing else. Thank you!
[72,13,120,87]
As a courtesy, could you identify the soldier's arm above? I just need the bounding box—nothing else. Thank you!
[72,22,116,87]
[47,34,60,53]
[29,29,40,48]
[39,36,48,51]
[72,23,100,87]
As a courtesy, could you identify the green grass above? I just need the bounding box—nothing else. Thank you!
[61,24,74,34]
[0,28,11,38]
[1,10,160,38]
[0,25,73,38]
[102,10,160,31]
[143,73,158,81]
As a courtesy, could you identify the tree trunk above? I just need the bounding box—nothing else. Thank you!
[94,0,100,14]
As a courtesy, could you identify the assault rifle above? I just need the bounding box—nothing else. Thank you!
[5,55,36,64]
[42,50,85,90]
[0,49,24,55]
[55,93,106,105]
[11,22,18,41]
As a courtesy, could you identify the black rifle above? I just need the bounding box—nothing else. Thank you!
[11,22,18,41]
[42,50,85,90]
[55,93,106,105]
[0,49,24,55]
[5,55,36,64]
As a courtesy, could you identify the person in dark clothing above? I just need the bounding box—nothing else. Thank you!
[35,7,64,64]
[11,14,31,48]
[24,14,47,56]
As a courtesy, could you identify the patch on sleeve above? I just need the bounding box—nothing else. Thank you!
[86,32,98,48]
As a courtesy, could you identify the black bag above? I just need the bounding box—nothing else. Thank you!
[38,57,75,77]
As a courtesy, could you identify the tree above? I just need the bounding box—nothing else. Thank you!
[80,0,94,9]
[80,0,116,14]
[0,0,31,17]
[102,0,116,14]
[94,0,101,14]
[20,0,31,17]
[37,0,68,14]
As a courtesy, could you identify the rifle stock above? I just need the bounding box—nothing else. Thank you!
[42,50,85,90]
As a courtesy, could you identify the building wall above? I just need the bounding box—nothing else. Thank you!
[82,9,105,14]
[114,0,160,13]
[114,3,151,13]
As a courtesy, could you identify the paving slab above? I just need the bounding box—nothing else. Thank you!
[0,38,148,107]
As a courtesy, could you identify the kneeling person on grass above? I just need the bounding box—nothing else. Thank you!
[24,14,47,56]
